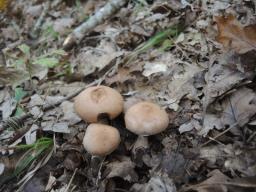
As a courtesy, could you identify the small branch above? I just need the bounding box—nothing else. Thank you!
[200,122,238,147]
[64,168,78,192]
[63,0,128,50]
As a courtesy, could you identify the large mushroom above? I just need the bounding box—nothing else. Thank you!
[74,85,124,123]
[83,123,121,156]
[83,123,121,178]
[124,101,169,150]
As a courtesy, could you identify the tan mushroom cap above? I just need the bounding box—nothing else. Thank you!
[74,86,124,123]
[83,124,121,156]
[124,101,169,136]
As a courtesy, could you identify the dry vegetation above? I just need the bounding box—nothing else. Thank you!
[0,0,256,191]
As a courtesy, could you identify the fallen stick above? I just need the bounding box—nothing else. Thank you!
[63,0,128,50]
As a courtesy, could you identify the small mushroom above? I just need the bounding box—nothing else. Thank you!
[83,123,121,156]
[74,85,124,123]
[124,101,169,150]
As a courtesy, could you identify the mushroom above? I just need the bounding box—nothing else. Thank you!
[83,123,121,178]
[124,101,169,150]
[83,123,121,156]
[74,85,124,123]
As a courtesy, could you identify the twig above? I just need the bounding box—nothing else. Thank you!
[200,122,238,147]
[63,0,128,50]
[64,168,78,192]
[247,131,256,143]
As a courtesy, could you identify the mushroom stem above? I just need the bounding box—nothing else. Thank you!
[132,135,149,154]
[97,113,111,125]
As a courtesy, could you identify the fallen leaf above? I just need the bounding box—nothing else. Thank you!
[0,95,16,120]
[28,94,44,107]
[105,67,136,85]
[42,122,70,133]
[142,62,167,77]
[25,124,38,145]
[201,87,256,135]
[203,62,246,107]
[228,176,256,188]
[59,101,81,125]
[200,144,256,177]
[179,119,201,133]
[105,157,138,182]
[1,27,19,41]
[29,106,43,118]
[160,151,186,179]
[203,51,254,108]
[202,1,230,13]
[144,174,177,192]
[216,14,256,54]
[200,145,224,165]
[45,95,64,106]
[167,63,202,110]
[53,18,75,35]
[33,57,59,68]
[0,64,48,87]
[182,170,229,192]
[224,147,256,176]
[25,4,42,17]
[73,40,123,77]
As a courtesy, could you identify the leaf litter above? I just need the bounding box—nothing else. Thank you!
[1,0,256,192]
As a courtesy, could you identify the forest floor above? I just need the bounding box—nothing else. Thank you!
[0,0,256,191]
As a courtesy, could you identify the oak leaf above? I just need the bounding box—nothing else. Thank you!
[216,14,256,53]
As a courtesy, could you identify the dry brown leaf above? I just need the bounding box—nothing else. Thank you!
[182,169,256,192]
[105,67,135,85]
[202,87,256,135]
[73,40,123,77]
[182,170,229,192]
[130,174,177,192]
[105,157,138,182]
[216,14,256,54]
[203,51,255,109]
[53,18,75,35]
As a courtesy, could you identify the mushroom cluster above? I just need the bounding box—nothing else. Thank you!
[74,85,123,157]
[74,85,169,157]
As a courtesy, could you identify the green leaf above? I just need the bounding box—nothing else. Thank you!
[18,44,30,56]
[13,58,25,66]
[14,137,53,176]
[33,57,59,68]
[159,39,174,51]
[43,25,59,39]
[14,106,25,117]
[14,87,27,102]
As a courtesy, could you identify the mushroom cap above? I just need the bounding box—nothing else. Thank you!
[83,124,121,156]
[74,86,124,123]
[124,101,169,136]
